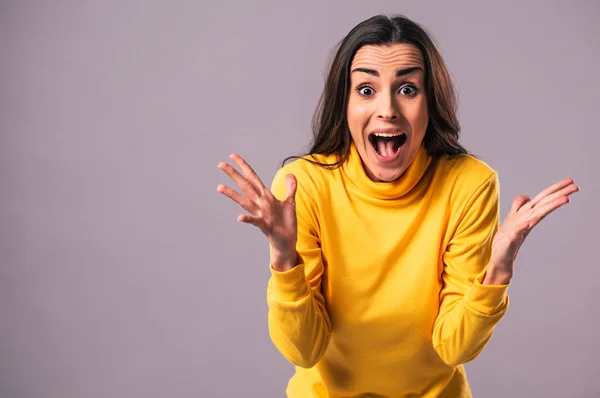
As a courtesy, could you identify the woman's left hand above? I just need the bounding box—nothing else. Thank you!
[487,178,579,282]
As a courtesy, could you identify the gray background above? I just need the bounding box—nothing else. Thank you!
[1,1,599,397]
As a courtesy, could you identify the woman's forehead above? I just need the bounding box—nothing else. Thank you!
[350,43,424,72]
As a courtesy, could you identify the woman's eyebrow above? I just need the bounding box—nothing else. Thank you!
[351,66,423,77]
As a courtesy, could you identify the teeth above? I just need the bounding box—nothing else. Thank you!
[372,132,404,137]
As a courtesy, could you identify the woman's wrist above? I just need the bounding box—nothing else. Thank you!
[270,250,298,272]
[482,265,513,285]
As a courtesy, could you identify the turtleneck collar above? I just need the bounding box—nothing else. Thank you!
[341,141,432,200]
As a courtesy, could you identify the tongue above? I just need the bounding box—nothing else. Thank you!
[377,139,398,158]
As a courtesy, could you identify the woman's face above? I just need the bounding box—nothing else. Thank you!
[347,43,429,182]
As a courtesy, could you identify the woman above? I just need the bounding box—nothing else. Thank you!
[217,14,578,398]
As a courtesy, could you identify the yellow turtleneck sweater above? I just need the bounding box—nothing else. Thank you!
[267,142,510,398]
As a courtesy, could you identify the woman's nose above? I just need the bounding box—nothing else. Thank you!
[377,93,399,120]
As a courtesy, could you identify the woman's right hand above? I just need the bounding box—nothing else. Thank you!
[217,153,299,271]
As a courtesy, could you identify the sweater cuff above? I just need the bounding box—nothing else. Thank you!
[465,278,509,315]
[269,263,311,303]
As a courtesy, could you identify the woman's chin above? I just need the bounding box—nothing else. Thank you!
[366,163,407,182]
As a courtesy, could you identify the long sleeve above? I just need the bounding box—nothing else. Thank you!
[266,167,332,368]
[432,171,510,367]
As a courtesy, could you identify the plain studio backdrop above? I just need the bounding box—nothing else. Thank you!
[1,1,599,397]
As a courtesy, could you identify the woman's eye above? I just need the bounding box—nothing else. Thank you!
[399,85,417,95]
[358,86,374,96]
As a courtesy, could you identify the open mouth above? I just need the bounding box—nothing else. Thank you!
[368,132,407,159]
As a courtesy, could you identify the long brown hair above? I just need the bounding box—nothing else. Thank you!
[282,14,468,168]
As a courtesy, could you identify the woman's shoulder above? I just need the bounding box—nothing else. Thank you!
[271,153,338,194]
[275,153,338,180]
[435,152,498,193]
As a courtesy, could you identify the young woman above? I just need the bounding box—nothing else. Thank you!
[217,14,578,398]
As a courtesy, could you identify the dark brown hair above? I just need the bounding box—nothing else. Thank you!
[282,14,468,168]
